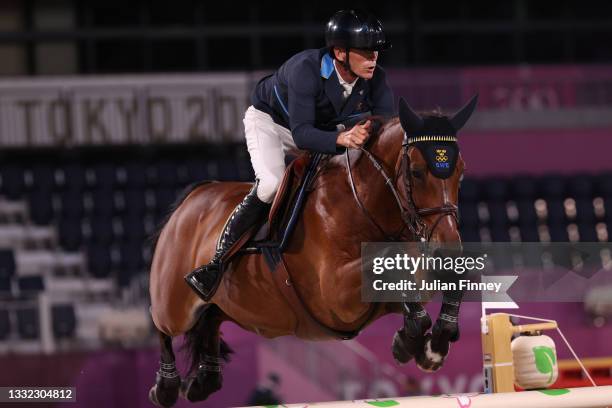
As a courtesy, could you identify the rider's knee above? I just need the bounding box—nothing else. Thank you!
[256,175,281,203]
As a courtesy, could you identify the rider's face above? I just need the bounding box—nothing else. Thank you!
[335,48,379,79]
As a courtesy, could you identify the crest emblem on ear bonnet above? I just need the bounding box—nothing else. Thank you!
[398,95,478,178]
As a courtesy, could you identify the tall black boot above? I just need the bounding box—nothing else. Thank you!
[185,183,270,301]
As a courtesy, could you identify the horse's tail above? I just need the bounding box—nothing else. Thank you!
[182,304,234,375]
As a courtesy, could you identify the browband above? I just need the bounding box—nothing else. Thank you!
[404,134,457,145]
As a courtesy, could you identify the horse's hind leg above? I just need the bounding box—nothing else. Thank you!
[416,291,462,372]
[180,304,233,403]
[392,302,431,364]
[149,332,181,408]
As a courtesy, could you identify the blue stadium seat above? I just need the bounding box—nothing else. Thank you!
[0,309,9,340]
[155,188,178,214]
[488,201,508,227]
[87,216,115,245]
[51,304,77,339]
[539,175,565,199]
[459,201,479,227]
[29,164,56,192]
[154,160,179,187]
[459,178,480,202]
[17,276,45,294]
[549,224,568,242]
[519,223,539,242]
[59,191,85,219]
[516,199,537,225]
[578,223,598,242]
[59,164,87,191]
[28,190,55,225]
[186,159,208,182]
[0,250,16,280]
[574,198,595,223]
[597,172,612,197]
[512,176,537,199]
[490,225,510,242]
[120,162,147,189]
[93,163,117,191]
[120,214,147,243]
[546,199,567,224]
[0,164,26,199]
[0,277,11,296]
[16,307,39,339]
[58,218,83,251]
[217,159,239,181]
[118,243,145,287]
[459,226,480,242]
[483,178,509,201]
[90,190,115,216]
[121,189,148,215]
[567,174,593,199]
[86,244,112,278]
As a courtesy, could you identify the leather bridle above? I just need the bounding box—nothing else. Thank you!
[345,144,459,242]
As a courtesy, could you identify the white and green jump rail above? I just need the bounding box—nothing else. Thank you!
[247,386,612,408]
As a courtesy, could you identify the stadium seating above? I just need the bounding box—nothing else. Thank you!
[16,307,39,340]
[0,142,610,345]
[51,303,77,339]
[0,308,9,340]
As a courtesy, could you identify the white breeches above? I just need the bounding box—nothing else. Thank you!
[244,106,298,203]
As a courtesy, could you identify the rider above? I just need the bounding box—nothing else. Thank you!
[185,9,395,301]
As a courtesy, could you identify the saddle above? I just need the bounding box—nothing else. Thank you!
[217,152,369,340]
[253,152,321,249]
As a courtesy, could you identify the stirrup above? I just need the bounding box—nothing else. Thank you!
[184,262,223,302]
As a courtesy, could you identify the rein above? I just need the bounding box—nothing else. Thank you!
[345,145,458,242]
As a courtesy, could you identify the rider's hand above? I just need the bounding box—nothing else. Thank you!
[336,120,371,149]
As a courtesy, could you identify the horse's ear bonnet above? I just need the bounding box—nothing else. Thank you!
[398,95,478,179]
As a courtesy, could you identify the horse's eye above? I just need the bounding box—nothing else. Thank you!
[411,169,424,180]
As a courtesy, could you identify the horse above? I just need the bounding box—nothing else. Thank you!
[147,95,478,407]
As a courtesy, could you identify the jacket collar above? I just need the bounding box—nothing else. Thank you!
[321,51,370,118]
[320,53,335,79]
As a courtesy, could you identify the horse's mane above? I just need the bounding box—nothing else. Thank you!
[147,180,214,259]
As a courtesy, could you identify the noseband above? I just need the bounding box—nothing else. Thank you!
[345,146,458,242]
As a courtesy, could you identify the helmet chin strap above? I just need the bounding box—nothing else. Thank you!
[342,47,358,78]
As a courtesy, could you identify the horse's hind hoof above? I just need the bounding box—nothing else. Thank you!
[415,334,448,373]
[179,377,194,400]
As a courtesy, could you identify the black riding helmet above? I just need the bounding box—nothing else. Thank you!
[325,9,392,52]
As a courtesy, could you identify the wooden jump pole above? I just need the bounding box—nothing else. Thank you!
[258,385,612,407]
[248,313,612,407]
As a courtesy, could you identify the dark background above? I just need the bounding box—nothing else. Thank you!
[1,0,611,76]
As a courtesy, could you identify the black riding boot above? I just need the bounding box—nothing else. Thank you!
[185,183,270,301]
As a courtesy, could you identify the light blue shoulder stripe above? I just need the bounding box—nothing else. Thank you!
[320,53,335,79]
[273,85,289,116]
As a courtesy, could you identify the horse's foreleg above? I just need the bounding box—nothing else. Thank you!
[416,290,463,372]
[391,301,432,364]
[180,304,233,403]
[149,332,181,408]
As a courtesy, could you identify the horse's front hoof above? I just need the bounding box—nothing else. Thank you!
[392,330,414,364]
[415,334,448,373]
[149,384,178,408]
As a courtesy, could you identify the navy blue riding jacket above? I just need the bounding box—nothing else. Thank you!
[251,47,394,154]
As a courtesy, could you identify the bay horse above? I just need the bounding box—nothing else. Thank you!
[148,96,478,407]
